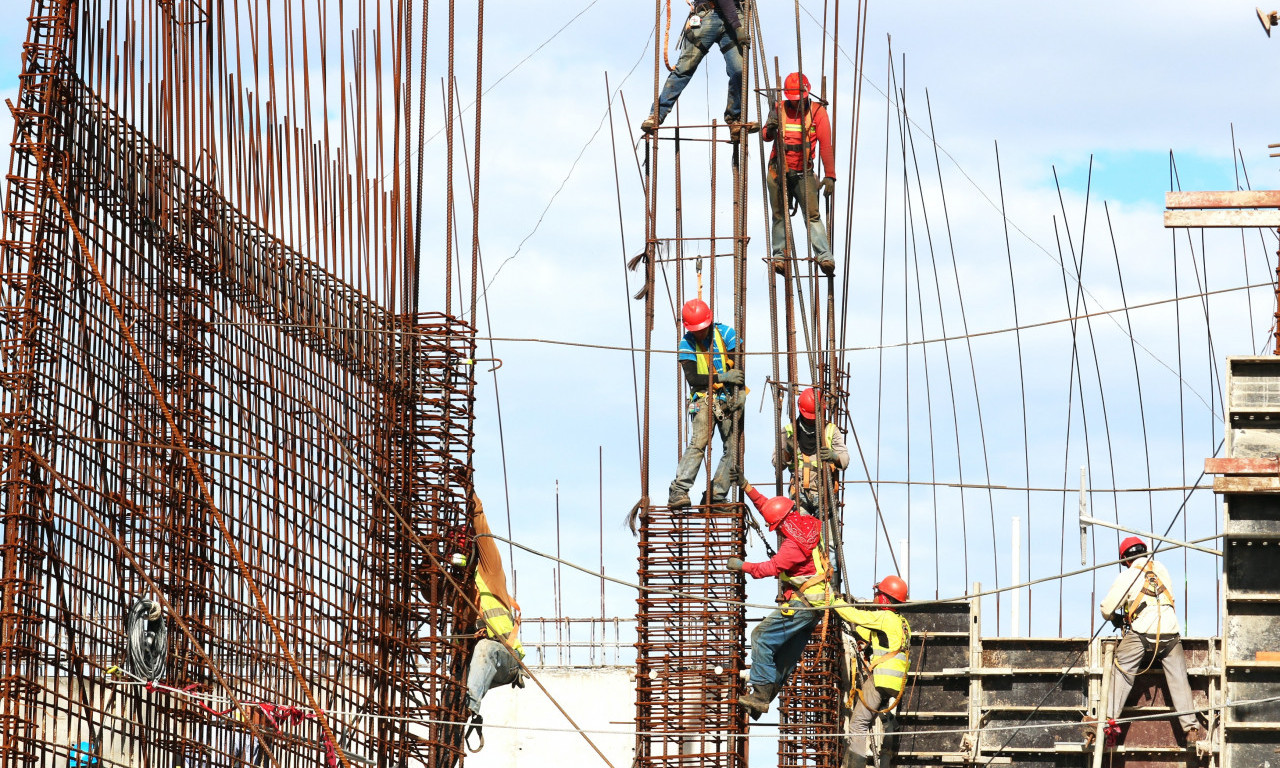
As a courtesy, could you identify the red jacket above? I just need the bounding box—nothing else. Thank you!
[742,487,822,599]
[763,101,835,177]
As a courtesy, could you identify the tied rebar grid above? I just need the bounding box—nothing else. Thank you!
[0,4,479,768]
[634,504,748,767]
[778,625,842,768]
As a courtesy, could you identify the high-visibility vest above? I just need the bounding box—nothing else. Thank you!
[690,326,729,377]
[476,572,525,659]
[789,535,832,605]
[854,613,912,693]
[783,421,839,492]
[1125,561,1174,626]
[780,104,820,168]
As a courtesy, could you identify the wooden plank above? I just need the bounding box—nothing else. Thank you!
[1166,190,1280,209]
[1214,475,1280,493]
[1164,209,1280,228]
[1257,651,1280,662]
[1205,457,1280,475]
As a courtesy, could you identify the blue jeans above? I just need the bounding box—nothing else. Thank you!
[748,600,821,689]
[465,638,520,715]
[767,168,831,265]
[669,396,740,503]
[653,8,743,123]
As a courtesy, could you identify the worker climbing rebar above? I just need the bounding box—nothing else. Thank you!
[1088,536,1203,748]
[641,0,756,136]
[762,72,837,275]
[834,576,912,768]
[668,298,744,508]
[773,386,850,516]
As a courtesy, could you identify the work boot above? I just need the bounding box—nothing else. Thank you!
[728,121,759,139]
[668,490,691,509]
[1185,726,1204,746]
[770,258,787,276]
[641,115,660,133]
[1080,716,1097,747]
[842,750,868,768]
[738,683,778,720]
[817,255,836,275]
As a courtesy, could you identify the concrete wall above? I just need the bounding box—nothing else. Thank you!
[462,666,636,768]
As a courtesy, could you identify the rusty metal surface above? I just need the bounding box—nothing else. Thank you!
[1165,190,1280,209]
[0,2,481,768]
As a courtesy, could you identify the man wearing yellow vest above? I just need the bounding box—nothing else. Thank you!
[669,298,743,508]
[731,481,829,718]
[464,498,525,740]
[762,72,836,275]
[1097,537,1202,746]
[773,387,849,516]
[832,576,912,768]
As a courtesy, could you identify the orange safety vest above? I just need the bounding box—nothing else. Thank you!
[779,103,821,170]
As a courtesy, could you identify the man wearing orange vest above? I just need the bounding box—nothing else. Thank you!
[1095,536,1202,746]
[669,298,743,508]
[731,481,829,718]
[762,72,836,275]
[773,387,849,516]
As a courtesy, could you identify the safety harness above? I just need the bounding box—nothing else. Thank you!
[784,421,840,495]
[1125,560,1174,625]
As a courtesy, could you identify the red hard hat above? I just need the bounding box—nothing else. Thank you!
[797,387,818,420]
[760,495,795,531]
[681,299,712,332]
[783,72,811,101]
[1119,536,1147,560]
[875,575,909,603]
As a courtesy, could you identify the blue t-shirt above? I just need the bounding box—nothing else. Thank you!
[678,323,739,400]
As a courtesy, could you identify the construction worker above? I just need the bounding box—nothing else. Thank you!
[641,1,754,134]
[762,72,836,275]
[1095,537,1202,746]
[773,386,850,516]
[731,480,830,718]
[833,577,912,768]
[669,298,743,508]
[463,497,526,748]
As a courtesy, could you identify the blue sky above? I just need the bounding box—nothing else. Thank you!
[0,0,1276,649]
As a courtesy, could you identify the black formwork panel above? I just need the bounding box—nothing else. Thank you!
[893,602,973,768]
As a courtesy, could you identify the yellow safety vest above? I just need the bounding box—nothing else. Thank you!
[1125,561,1174,626]
[783,422,839,492]
[476,572,525,659]
[854,613,912,693]
[690,327,729,377]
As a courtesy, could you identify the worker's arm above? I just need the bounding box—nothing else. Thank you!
[832,603,903,640]
[713,0,742,30]
[1099,568,1135,620]
[680,358,710,390]
[742,482,768,514]
[814,105,836,180]
[762,104,779,143]
[742,536,807,580]
[773,430,794,470]
[828,428,851,470]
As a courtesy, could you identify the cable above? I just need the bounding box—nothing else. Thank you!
[125,598,167,682]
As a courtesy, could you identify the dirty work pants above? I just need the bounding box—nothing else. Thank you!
[846,679,898,760]
[767,168,831,266]
[465,638,520,716]
[669,396,739,504]
[1108,631,1198,733]
[749,600,821,691]
[652,7,743,123]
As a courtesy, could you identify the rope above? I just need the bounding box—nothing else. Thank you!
[125,598,168,682]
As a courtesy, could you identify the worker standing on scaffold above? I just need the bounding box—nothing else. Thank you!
[669,298,743,508]
[762,72,836,275]
[1091,536,1203,747]
[833,577,912,768]
[640,1,755,135]
[731,481,829,718]
[773,386,850,516]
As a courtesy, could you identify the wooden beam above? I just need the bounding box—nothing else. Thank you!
[1205,457,1280,475]
[1213,475,1280,493]
[1166,190,1280,209]
[1164,209,1280,228]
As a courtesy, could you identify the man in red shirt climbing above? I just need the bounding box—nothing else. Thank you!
[762,72,836,275]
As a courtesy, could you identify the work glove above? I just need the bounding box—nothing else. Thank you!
[740,480,754,495]
[720,368,745,386]
[733,26,751,50]
[1109,610,1126,631]
[820,176,836,199]
[764,107,779,137]
[727,557,744,572]
[818,446,839,463]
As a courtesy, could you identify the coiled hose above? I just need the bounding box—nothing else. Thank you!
[126,598,167,681]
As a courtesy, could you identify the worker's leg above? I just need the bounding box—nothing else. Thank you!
[749,604,819,690]
[709,407,739,502]
[670,398,714,503]
[767,167,789,262]
[714,23,744,122]
[1107,631,1147,720]
[1155,635,1200,733]
[653,12,715,122]
[795,171,833,268]
[846,678,884,759]
[465,639,518,716]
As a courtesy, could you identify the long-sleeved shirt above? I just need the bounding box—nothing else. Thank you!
[1099,556,1181,636]
[741,486,820,598]
[762,101,835,177]
[709,0,742,30]
[772,419,851,472]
